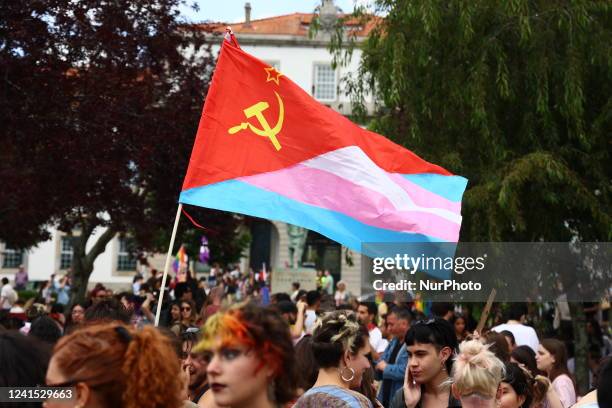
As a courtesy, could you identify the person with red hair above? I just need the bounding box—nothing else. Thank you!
[43,323,185,408]
[194,302,297,408]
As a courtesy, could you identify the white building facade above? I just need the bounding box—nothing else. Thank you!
[2,1,374,296]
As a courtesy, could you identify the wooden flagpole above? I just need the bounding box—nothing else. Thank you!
[475,288,497,335]
[154,203,183,326]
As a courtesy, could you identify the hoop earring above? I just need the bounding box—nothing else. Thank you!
[339,366,355,382]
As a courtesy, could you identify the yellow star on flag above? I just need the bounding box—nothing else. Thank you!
[264,66,283,85]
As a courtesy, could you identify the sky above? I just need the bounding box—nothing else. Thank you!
[179,0,362,24]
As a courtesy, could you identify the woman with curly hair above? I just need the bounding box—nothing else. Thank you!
[43,323,185,408]
[194,302,297,408]
[293,310,374,408]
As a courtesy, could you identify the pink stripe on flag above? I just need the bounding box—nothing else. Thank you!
[238,165,461,242]
[387,173,461,213]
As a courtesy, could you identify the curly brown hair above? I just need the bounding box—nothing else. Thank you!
[52,323,183,408]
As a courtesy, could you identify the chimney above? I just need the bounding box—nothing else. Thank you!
[244,2,252,26]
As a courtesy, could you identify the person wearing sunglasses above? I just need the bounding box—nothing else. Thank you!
[390,318,459,408]
[194,302,297,408]
[180,300,198,329]
[43,323,184,408]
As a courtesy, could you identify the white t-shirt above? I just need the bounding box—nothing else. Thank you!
[369,326,389,353]
[304,309,318,334]
[492,322,539,352]
[1,284,17,310]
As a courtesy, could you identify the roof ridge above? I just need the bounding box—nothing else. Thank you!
[233,12,313,25]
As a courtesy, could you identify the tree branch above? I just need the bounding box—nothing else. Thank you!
[84,227,116,267]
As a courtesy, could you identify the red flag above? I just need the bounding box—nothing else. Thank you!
[180,40,467,251]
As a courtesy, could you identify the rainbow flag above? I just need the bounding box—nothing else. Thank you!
[179,41,467,254]
[172,244,188,274]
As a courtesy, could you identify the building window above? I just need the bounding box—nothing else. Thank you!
[60,237,74,270]
[313,64,337,101]
[2,247,23,269]
[117,238,137,271]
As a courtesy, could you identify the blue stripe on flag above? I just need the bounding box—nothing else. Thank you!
[181,180,456,280]
[179,179,447,253]
[402,174,468,202]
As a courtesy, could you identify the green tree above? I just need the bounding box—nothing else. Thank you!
[330,0,611,392]
[1,0,248,303]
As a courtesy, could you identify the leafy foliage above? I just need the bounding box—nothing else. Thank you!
[329,1,611,392]
[1,0,248,298]
[330,0,611,242]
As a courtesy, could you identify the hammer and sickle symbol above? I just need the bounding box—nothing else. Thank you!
[228,91,284,151]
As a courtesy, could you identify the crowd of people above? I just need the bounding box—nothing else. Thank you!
[0,265,611,408]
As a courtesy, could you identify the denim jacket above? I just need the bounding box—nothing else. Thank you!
[375,337,408,405]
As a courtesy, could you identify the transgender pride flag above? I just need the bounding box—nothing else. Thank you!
[179,40,467,253]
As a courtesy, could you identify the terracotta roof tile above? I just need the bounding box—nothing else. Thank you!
[195,12,379,38]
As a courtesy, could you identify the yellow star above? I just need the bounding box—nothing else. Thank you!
[264,66,283,85]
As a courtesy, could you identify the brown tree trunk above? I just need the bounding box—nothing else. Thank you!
[68,224,116,306]
[570,302,589,394]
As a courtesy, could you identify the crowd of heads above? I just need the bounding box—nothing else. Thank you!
[1,266,611,408]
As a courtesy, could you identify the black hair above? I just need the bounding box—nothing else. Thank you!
[0,331,51,397]
[311,310,369,368]
[506,303,528,321]
[118,292,139,305]
[84,298,132,324]
[292,282,300,289]
[511,345,539,377]
[503,362,533,408]
[174,282,190,300]
[358,302,377,317]
[29,316,62,345]
[306,290,322,306]
[405,317,457,372]
[272,300,298,315]
[50,303,65,315]
[272,292,291,303]
[389,305,413,322]
[1,277,8,285]
[598,357,612,407]
[431,302,453,318]
[294,335,318,391]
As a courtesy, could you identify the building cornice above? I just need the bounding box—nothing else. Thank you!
[200,33,364,48]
